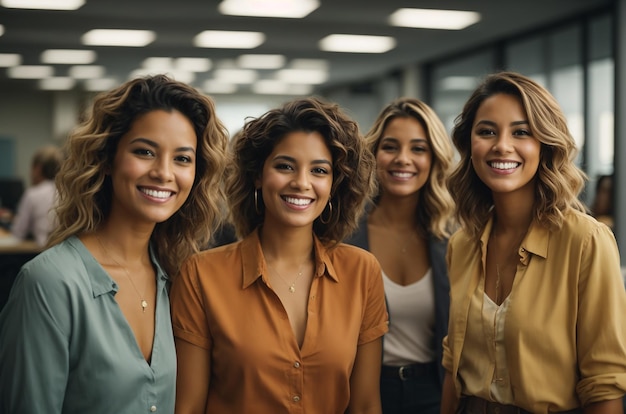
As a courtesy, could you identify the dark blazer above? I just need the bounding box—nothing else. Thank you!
[344,214,450,386]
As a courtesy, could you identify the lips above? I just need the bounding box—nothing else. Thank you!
[139,187,173,199]
[389,171,416,179]
[488,161,520,170]
[282,196,313,206]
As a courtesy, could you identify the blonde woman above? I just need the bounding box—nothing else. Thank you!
[0,75,229,413]
[346,97,455,414]
[441,72,626,414]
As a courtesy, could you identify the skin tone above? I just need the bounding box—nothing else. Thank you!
[367,116,432,286]
[441,93,624,414]
[175,130,384,414]
[81,109,197,362]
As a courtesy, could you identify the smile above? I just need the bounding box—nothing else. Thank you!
[282,196,313,206]
[488,161,520,170]
[139,187,173,199]
[389,171,415,178]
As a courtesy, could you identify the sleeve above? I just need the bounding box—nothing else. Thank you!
[575,224,626,404]
[170,256,212,349]
[0,263,71,413]
[357,253,389,345]
[10,190,33,240]
[441,239,454,372]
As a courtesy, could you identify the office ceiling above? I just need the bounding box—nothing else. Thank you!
[0,0,612,96]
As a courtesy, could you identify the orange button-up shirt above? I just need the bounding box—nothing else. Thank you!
[171,229,389,413]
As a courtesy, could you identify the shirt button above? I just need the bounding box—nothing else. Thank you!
[150,406,157,412]
[292,395,301,402]
[293,361,301,368]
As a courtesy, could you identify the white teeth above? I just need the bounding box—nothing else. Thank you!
[490,162,519,170]
[391,172,413,178]
[141,188,172,199]
[284,196,312,206]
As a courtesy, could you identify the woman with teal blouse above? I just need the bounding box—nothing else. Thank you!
[0,75,229,413]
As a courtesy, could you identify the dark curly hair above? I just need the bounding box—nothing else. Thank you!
[226,96,376,246]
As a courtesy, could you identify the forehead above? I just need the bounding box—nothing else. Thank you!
[269,130,331,158]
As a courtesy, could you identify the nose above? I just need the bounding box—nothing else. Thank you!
[491,134,513,153]
[149,158,174,182]
[291,169,311,190]
[393,147,411,164]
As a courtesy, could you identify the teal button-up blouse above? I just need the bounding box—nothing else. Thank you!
[0,236,176,413]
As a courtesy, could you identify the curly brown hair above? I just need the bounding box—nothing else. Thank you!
[226,96,376,245]
[48,74,229,276]
[365,97,455,239]
[448,71,587,239]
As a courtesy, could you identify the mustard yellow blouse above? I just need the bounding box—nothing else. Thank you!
[443,210,626,413]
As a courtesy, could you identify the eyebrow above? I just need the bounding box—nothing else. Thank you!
[273,154,332,166]
[381,136,429,143]
[130,137,196,153]
[475,120,529,127]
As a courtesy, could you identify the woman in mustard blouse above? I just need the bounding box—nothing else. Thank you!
[441,72,626,414]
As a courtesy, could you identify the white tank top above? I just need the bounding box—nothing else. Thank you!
[382,268,436,365]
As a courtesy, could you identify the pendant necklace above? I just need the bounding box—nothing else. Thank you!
[96,235,149,312]
[268,259,308,293]
[492,227,524,304]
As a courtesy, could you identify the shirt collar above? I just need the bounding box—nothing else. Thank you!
[241,228,339,290]
[479,215,549,264]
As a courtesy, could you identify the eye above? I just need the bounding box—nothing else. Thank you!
[513,129,532,137]
[175,155,194,164]
[312,167,329,175]
[274,163,294,171]
[476,128,495,137]
[379,143,398,152]
[412,146,428,153]
[133,148,155,157]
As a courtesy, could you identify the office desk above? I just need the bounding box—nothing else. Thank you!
[0,230,43,311]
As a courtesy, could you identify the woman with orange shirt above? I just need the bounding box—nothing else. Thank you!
[171,97,389,413]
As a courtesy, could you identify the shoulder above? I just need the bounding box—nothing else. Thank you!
[557,210,614,243]
[328,243,380,272]
[448,227,474,250]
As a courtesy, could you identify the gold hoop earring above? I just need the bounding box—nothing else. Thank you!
[320,200,332,224]
[254,188,262,214]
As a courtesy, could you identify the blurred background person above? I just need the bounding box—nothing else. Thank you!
[590,173,614,230]
[10,145,63,246]
[346,97,455,414]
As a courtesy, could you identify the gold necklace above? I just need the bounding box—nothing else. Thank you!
[268,259,309,293]
[96,235,149,312]
[492,227,524,304]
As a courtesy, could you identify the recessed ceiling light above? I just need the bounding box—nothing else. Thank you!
[213,68,258,84]
[1,0,84,10]
[439,76,479,90]
[39,77,76,90]
[82,29,156,47]
[69,65,105,79]
[218,0,319,18]
[276,68,327,84]
[41,49,96,64]
[8,65,53,79]
[319,34,396,53]
[194,30,265,49]
[237,54,286,69]
[389,8,481,30]
[176,57,211,72]
[84,78,119,92]
[203,80,238,94]
[0,53,22,67]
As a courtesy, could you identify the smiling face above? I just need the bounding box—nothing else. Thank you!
[470,93,541,197]
[109,109,197,226]
[256,131,333,231]
[375,116,432,200]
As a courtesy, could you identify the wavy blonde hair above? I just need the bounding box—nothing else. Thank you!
[48,75,229,276]
[365,97,455,239]
[226,97,376,246]
[448,71,587,239]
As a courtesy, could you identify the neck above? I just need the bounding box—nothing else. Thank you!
[371,193,420,228]
[258,225,314,265]
[94,220,152,264]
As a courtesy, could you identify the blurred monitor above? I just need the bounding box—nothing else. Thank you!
[0,178,25,212]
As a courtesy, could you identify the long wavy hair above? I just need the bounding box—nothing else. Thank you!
[48,74,229,276]
[365,97,455,239]
[448,71,587,239]
[226,96,376,246]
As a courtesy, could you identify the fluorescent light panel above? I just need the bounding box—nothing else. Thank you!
[130,68,196,84]
[319,34,396,53]
[39,77,76,90]
[1,0,84,10]
[219,0,319,18]
[8,65,53,79]
[276,68,327,84]
[213,68,258,84]
[290,58,329,70]
[84,78,118,92]
[69,65,105,79]
[203,80,238,94]
[0,53,22,67]
[176,57,211,72]
[41,49,96,64]
[82,29,156,47]
[194,30,265,49]
[389,8,481,30]
[238,54,285,69]
[252,80,313,95]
